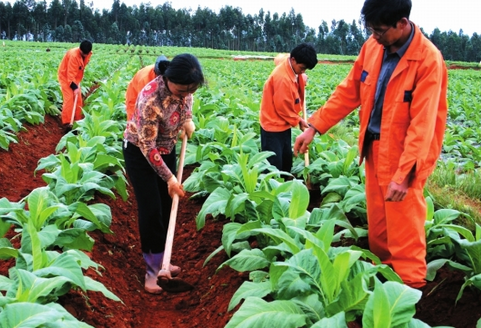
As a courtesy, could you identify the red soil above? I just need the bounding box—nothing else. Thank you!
[0,115,480,327]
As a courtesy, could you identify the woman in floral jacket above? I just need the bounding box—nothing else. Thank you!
[123,53,205,294]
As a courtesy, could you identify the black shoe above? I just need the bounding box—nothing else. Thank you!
[63,124,72,134]
[63,124,78,135]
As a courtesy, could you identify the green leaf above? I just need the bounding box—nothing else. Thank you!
[73,203,112,233]
[16,269,71,302]
[363,281,421,328]
[252,227,301,254]
[311,311,348,328]
[0,302,94,327]
[196,187,231,230]
[222,222,244,257]
[0,238,18,260]
[219,249,270,272]
[225,297,306,328]
[84,276,122,302]
[0,302,63,327]
[55,228,95,251]
[33,252,86,290]
[228,281,271,311]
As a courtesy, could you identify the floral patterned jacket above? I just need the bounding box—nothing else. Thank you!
[123,75,192,181]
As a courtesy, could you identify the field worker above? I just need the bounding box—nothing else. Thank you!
[125,55,169,121]
[57,40,92,130]
[260,43,317,173]
[294,0,448,289]
[122,54,205,294]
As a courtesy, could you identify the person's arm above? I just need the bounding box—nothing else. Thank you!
[67,50,81,93]
[272,78,302,127]
[294,57,364,155]
[388,54,448,195]
[125,78,140,120]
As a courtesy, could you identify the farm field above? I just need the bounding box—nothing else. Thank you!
[2,114,481,328]
[1,41,481,327]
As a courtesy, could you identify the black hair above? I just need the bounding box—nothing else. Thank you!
[160,53,205,87]
[290,43,318,70]
[79,40,92,54]
[361,0,412,28]
[154,55,169,76]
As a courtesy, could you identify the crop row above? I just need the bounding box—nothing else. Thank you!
[0,41,480,327]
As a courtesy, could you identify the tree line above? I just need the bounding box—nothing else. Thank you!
[0,0,480,62]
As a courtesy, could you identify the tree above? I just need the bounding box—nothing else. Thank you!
[48,0,63,30]
[0,2,14,39]
[32,0,47,40]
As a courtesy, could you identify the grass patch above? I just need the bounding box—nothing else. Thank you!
[426,177,481,228]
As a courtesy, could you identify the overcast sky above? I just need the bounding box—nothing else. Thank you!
[93,0,480,36]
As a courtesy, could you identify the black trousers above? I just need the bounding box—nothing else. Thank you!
[260,127,292,173]
[122,141,176,253]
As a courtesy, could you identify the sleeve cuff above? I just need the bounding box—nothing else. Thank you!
[308,123,320,135]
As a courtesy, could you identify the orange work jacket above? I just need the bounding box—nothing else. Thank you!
[57,47,92,88]
[260,57,306,132]
[309,24,448,185]
[125,65,156,121]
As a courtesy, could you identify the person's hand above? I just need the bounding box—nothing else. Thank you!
[294,127,316,156]
[180,119,195,139]
[167,176,185,198]
[385,179,409,202]
[298,119,309,131]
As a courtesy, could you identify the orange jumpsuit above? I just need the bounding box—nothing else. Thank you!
[57,47,92,125]
[125,64,156,121]
[309,24,448,288]
[260,57,305,132]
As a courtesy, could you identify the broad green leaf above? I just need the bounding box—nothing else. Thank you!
[84,276,122,302]
[219,248,270,272]
[55,228,95,251]
[276,268,312,299]
[291,293,326,324]
[33,252,86,290]
[252,227,301,254]
[228,281,271,311]
[222,222,244,257]
[0,302,64,327]
[325,273,370,318]
[363,281,421,328]
[0,238,18,260]
[311,311,348,328]
[196,187,231,229]
[426,258,472,281]
[73,202,112,233]
[0,302,94,328]
[0,274,13,291]
[274,249,322,292]
[16,269,70,302]
[225,297,306,328]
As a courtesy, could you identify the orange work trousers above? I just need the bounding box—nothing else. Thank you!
[60,84,83,125]
[365,140,427,288]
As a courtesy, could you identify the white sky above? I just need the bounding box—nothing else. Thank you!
[93,0,480,36]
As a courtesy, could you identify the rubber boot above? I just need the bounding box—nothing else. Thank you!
[142,253,182,294]
[143,252,163,294]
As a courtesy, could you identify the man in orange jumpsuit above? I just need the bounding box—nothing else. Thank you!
[260,43,317,173]
[294,0,448,289]
[125,55,168,121]
[57,40,92,128]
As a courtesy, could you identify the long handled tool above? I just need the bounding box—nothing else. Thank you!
[69,92,78,127]
[157,135,194,293]
[302,89,313,190]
